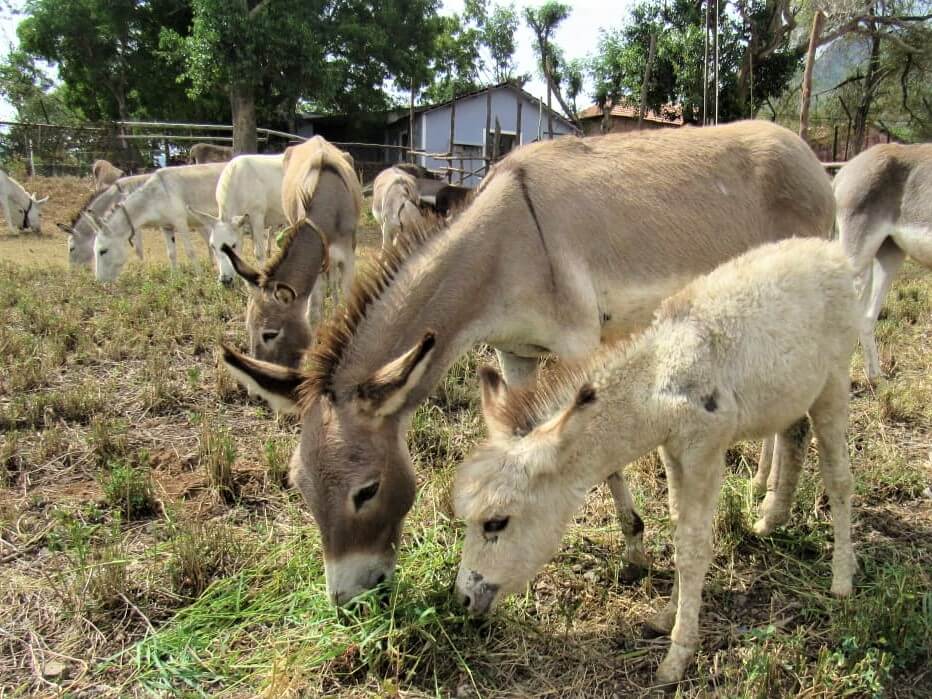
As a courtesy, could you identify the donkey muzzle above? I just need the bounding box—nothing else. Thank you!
[456,570,500,616]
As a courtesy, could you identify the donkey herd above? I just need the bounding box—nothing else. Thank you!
[3,121,930,685]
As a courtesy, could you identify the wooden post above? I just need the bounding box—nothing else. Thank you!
[492,117,501,161]
[516,99,523,147]
[448,90,456,183]
[799,10,825,141]
[832,125,838,162]
[408,78,415,164]
[484,89,492,161]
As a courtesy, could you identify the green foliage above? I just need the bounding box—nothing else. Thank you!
[99,455,157,519]
[591,0,802,123]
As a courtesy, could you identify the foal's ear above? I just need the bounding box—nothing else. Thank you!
[220,243,261,288]
[527,384,597,453]
[271,281,297,305]
[356,332,436,417]
[221,344,304,415]
[478,366,515,437]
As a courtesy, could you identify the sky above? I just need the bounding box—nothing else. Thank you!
[0,0,636,121]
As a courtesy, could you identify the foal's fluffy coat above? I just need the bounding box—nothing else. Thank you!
[454,238,859,684]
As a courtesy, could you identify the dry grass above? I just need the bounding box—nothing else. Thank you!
[0,176,930,697]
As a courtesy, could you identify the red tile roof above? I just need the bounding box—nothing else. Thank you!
[579,101,683,125]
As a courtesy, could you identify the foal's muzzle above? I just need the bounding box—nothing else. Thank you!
[456,570,500,616]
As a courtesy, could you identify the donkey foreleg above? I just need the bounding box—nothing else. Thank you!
[655,448,725,685]
[606,472,650,572]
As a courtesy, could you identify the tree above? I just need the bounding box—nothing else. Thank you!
[17,0,221,125]
[483,3,522,83]
[524,1,579,133]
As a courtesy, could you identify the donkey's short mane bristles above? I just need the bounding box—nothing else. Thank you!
[70,189,106,226]
[297,209,455,407]
[259,222,303,285]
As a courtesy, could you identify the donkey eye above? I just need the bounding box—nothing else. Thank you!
[483,517,510,534]
[261,330,280,344]
[99,249,109,256]
[352,481,380,510]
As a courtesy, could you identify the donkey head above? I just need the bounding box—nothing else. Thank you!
[87,207,136,282]
[57,221,94,269]
[11,192,49,233]
[222,220,327,369]
[188,207,248,285]
[454,366,598,615]
[221,331,437,605]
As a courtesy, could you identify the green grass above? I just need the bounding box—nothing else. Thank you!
[0,218,930,697]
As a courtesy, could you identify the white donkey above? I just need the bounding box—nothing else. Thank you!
[0,170,48,233]
[58,175,152,269]
[833,143,932,383]
[189,153,287,285]
[455,238,858,685]
[371,166,423,249]
[89,163,225,281]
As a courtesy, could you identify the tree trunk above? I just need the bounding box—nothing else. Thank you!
[231,82,258,155]
[546,58,554,139]
[638,33,657,129]
[853,17,882,155]
[799,10,826,141]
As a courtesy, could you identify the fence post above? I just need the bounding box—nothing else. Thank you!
[27,136,35,177]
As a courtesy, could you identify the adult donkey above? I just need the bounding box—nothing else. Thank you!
[222,121,835,605]
[0,170,48,233]
[222,136,362,367]
[89,163,225,281]
[832,143,932,383]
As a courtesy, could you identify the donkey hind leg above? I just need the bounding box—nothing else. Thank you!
[176,221,200,265]
[161,227,178,270]
[495,351,539,391]
[655,448,725,684]
[861,239,906,384]
[605,473,651,573]
[809,372,856,596]
[754,416,811,536]
[752,436,776,495]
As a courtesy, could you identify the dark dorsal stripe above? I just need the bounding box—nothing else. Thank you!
[516,167,556,289]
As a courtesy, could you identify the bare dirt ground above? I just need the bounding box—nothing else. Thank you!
[1,176,930,697]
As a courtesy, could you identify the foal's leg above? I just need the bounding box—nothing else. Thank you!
[605,473,650,572]
[861,239,906,383]
[809,372,856,597]
[752,436,776,495]
[754,416,811,536]
[655,447,725,685]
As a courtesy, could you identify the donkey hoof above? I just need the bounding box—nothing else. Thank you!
[655,649,690,685]
[831,578,853,597]
[619,562,649,584]
[752,517,775,536]
[751,477,768,497]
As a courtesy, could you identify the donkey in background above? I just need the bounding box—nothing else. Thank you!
[454,238,859,685]
[833,143,932,384]
[0,170,48,233]
[372,166,423,249]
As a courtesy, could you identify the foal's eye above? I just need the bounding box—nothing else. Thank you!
[261,329,280,344]
[483,517,510,534]
[352,481,380,510]
[99,249,109,256]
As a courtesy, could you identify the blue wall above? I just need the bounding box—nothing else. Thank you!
[420,86,573,186]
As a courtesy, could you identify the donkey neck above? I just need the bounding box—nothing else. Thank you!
[332,217,503,410]
[565,340,669,488]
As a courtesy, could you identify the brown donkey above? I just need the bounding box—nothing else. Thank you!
[221,121,835,605]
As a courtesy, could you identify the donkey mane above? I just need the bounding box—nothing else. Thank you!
[70,189,107,225]
[299,210,453,406]
[259,222,307,285]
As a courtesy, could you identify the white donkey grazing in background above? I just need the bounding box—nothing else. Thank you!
[833,143,932,383]
[89,163,225,281]
[0,170,48,233]
[58,175,151,269]
[371,166,423,249]
[455,238,859,685]
[189,152,287,285]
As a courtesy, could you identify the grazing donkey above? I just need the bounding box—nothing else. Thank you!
[280,135,363,300]
[89,163,225,281]
[92,159,124,193]
[454,238,859,685]
[372,166,423,249]
[222,217,328,369]
[833,143,932,383]
[189,153,287,285]
[58,175,152,269]
[0,170,48,233]
[220,121,834,606]
[189,143,234,164]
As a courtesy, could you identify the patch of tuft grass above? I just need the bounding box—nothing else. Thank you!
[99,454,157,519]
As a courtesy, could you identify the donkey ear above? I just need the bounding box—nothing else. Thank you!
[356,332,436,417]
[188,206,218,226]
[57,222,75,235]
[220,243,261,288]
[232,213,251,231]
[221,344,304,415]
[35,195,49,205]
[528,384,598,452]
[478,366,515,437]
[271,281,297,304]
